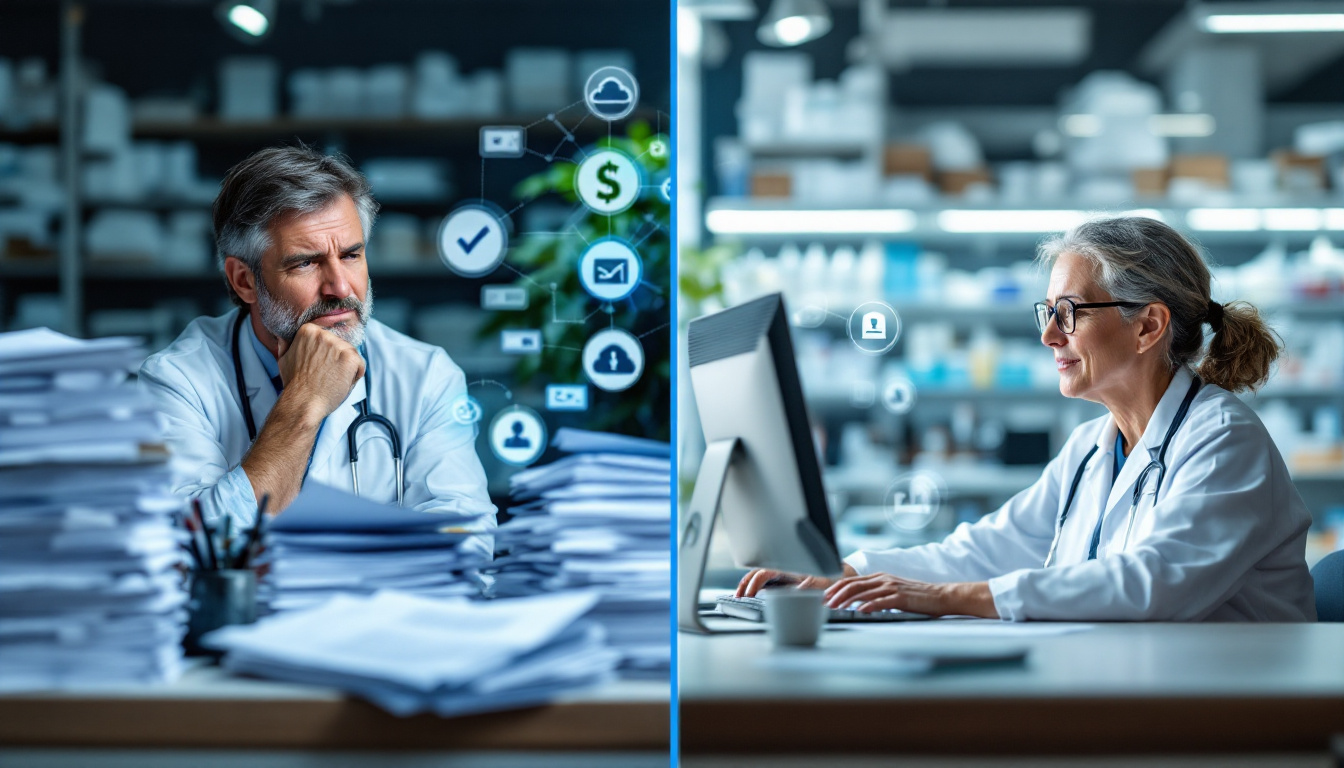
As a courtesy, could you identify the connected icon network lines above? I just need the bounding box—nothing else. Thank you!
[433,66,668,467]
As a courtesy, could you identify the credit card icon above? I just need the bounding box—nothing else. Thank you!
[500,329,542,353]
[545,384,589,411]
[479,126,526,158]
[482,285,529,310]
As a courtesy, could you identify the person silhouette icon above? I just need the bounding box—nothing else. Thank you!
[503,419,531,448]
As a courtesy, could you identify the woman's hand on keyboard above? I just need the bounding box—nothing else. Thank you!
[735,564,858,597]
[822,573,999,618]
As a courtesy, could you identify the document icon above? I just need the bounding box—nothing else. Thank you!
[545,384,589,412]
[482,285,529,310]
[479,126,525,158]
[501,329,542,354]
[593,258,629,285]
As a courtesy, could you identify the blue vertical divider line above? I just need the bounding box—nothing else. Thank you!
[667,0,680,764]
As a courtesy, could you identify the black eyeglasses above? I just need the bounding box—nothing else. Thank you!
[1034,298,1146,334]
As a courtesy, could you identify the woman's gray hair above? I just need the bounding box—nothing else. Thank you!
[213,144,379,307]
[1037,216,1281,393]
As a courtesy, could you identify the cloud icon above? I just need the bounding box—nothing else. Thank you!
[590,77,633,116]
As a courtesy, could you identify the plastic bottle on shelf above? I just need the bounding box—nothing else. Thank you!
[776,242,802,304]
[858,241,886,305]
[828,244,857,307]
[799,243,829,308]
[968,326,999,390]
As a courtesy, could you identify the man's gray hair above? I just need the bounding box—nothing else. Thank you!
[213,144,379,307]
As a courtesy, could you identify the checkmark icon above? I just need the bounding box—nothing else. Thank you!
[457,226,490,254]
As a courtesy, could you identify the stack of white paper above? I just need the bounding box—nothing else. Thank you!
[488,428,670,679]
[0,328,185,691]
[259,482,492,613]
[205,589,619,716]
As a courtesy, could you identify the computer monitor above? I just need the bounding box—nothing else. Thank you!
[679,292,843,633]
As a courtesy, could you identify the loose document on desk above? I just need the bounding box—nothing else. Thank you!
[0,328,185,691]
[489,428,671,679]
[260,482,490,612]
[204,589,619,716]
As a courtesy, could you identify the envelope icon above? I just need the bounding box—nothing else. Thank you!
[593,258,629,285]
[479,126,525,158]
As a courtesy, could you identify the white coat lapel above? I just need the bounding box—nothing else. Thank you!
[1099,367,1194,548]
[237,314,279,432]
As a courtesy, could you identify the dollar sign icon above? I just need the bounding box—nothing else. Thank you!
[596,160,622,204]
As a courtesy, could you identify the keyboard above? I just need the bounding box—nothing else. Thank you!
[714,594,933,623]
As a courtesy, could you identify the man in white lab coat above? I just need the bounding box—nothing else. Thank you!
[139,145,495,560]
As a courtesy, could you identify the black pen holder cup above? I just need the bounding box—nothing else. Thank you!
[184,569,258,657]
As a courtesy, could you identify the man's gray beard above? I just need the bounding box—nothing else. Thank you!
[254,274,374,348]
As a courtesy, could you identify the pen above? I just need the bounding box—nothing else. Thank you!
[194,499,219,571]
[180,508,206,571]
[237,493,270,569]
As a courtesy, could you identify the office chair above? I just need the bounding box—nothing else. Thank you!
[1312,550,1344,622]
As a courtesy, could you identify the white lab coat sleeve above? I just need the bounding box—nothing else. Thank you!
[988,413,1290,621]
[137,353,258,528]
[403,349,497,563]
[845,451,1065,583]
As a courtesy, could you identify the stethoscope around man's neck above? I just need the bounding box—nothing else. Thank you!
[230,310,404,505]
[1042,375,1202,567]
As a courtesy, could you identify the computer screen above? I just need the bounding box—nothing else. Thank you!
[687,292,843,577]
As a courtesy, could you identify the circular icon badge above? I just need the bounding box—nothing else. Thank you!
[578,237,642,302]
[575,149,641,215]
[847,301,901,355]
[582,328,644,392]
[584,66,639,122]
[648,137,667,158]
[437,203,509,277]
[884,471,945,532]
[881,376,917,415]
[450,394,484,426]
[488,405,547,467]
[660,176,672,203]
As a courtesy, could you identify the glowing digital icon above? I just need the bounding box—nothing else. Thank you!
[545,384,589,412]
[862,312,887,340]
[847,301,901,355]
[582,328,644,392]
[449,394,483,426]
[575,148,641,215]
[479,126,525,158]
[488,405,547,466]
[584,66,639,122]
[500,329,542,354]
[649,139,667,158]
[881,376,917,415]
[884,472,944,532]
[578,237,642,302]
[438,203,509,277]
[481,285,528,310]
[660,177,671,202]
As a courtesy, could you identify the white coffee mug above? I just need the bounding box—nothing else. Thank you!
[761,588,827,647]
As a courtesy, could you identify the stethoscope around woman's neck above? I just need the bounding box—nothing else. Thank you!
[1042,375,1202,567]
[230,310,404,505]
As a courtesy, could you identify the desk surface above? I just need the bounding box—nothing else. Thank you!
[679,620,1344,755]
[0,664,669,751]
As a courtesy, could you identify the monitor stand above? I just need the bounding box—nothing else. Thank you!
[677,437,739,635]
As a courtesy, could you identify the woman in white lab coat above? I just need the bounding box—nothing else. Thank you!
[740,216,1317,621]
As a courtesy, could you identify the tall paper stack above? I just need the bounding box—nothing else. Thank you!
[259,482,493,613]
[0,328,185,691]
[488,428,671,679]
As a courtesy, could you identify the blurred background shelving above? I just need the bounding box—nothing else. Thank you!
[676,0,1344,571]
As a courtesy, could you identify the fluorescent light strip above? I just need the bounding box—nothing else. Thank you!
[1203,13,1344,33]
[706,209,916,235]
[1187,208,1261,231]
[1263,208,1324,231]
[1325,209,1344,229]
[938,209,1089,233]
[1123,209,1165,222]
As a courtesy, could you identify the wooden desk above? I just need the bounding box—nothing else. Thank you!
[0,663,669,753]
[679,620,1344,756]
